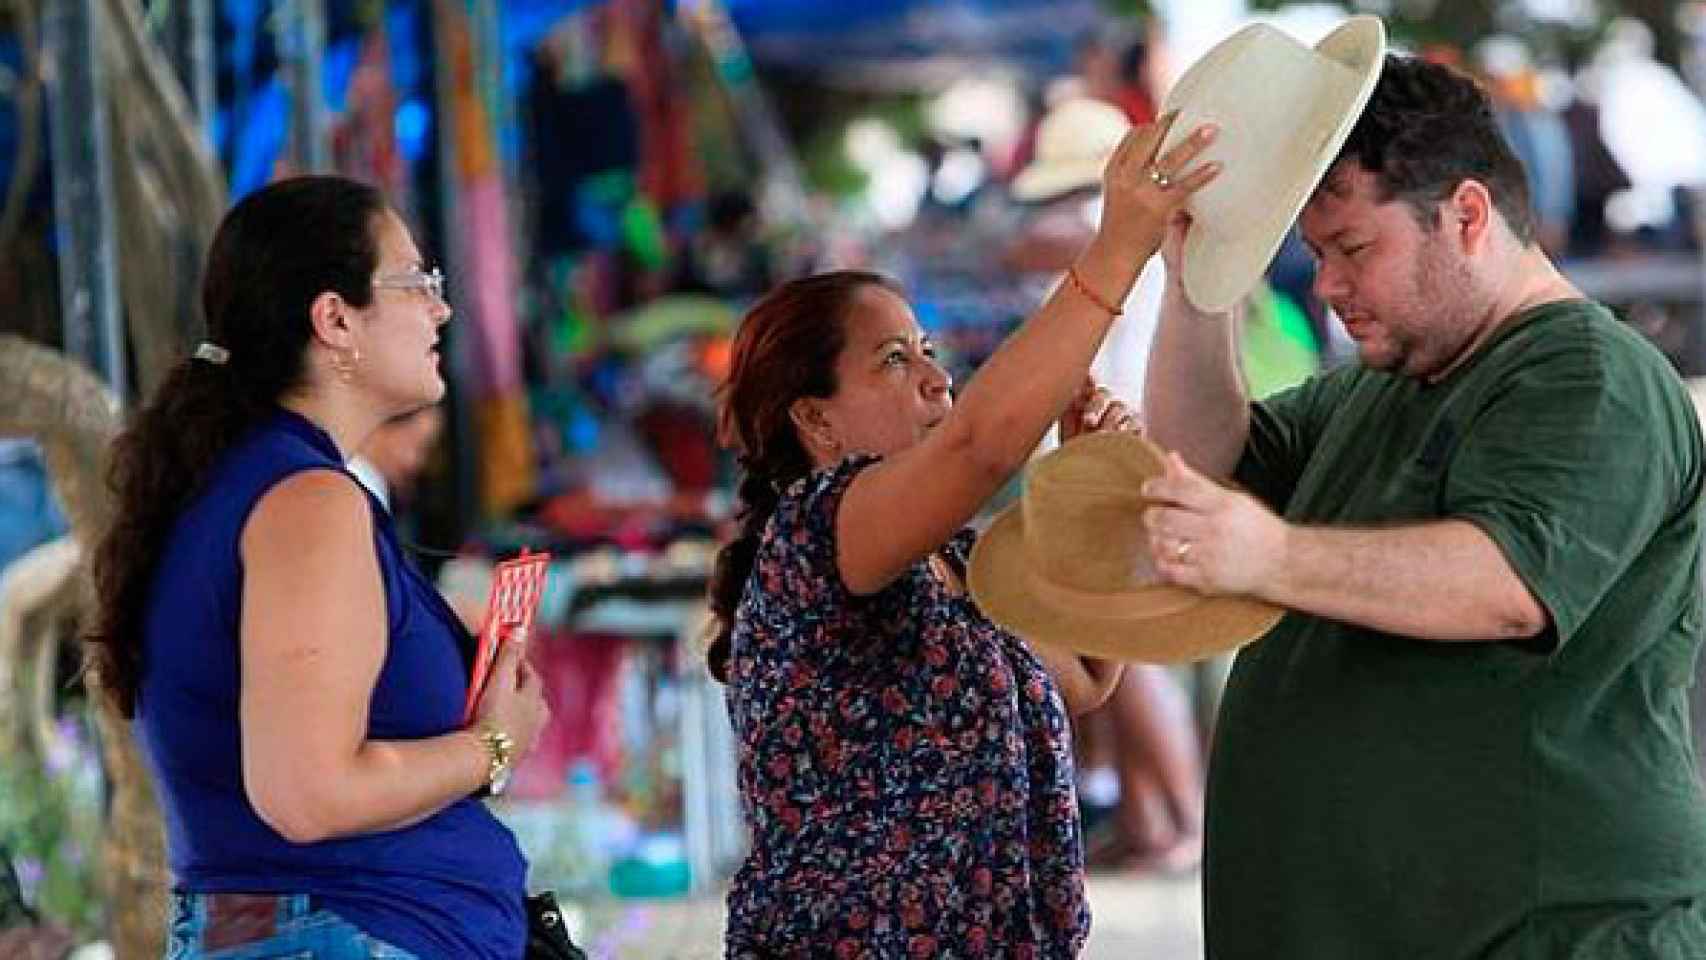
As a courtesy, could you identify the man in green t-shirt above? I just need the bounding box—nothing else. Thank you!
[1142,54,1706,958]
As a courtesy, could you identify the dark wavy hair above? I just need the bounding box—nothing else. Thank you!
[88,175,387,718]
[1336,54,1536,245]
[704,270,902,682]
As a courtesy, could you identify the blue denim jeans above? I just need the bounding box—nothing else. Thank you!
[166,892,418,959]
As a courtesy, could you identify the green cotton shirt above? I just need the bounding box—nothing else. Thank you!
[1208,299,1706,959]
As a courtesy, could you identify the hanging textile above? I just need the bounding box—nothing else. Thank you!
[613,0,703,210]
[439,0,535,515]
[331,26,411,206]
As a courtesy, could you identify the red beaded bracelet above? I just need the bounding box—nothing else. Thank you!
[1066,265,1122,319]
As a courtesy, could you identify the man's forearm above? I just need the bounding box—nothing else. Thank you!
[1265,519,1548,642]
[1143,286,1249,478]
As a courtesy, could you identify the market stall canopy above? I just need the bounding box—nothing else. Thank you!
[723,0,1108,89]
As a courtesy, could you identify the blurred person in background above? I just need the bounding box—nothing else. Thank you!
[1472,35,1575,257]
[88,175,550,959]
[1582,17,1706,252]
[708,115,1220,956]
[1076,31,1157,125]
[348,403,445,514]
[1559,77,1632,260]
[1007,96,1207,875]
[1145,54,1706,957]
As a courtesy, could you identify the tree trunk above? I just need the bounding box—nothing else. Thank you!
[0,335,167,958]
[4,0,228,951]
[97,0,228,397]
[0,538,79,761]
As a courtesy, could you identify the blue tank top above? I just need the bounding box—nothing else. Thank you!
[135,408,526,960]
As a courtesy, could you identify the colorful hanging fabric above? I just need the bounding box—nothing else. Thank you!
[331,26,411,205]
[439,0,535,516]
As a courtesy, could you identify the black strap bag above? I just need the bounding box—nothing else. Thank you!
[525,891,588,960]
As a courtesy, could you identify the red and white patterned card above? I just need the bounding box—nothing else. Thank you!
[462,548,550,724]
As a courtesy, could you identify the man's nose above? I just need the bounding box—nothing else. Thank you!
[1313,260,1349,303]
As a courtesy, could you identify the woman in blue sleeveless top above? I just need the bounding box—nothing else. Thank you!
[87,176,549,959]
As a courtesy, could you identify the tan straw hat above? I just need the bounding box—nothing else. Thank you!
[968,432,1284,662]
[1158,15,1386,313]
[1010,98,1132,202]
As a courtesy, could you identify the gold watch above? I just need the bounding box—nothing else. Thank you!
[475,723,516,796]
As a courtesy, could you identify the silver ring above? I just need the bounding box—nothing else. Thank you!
[1149,167,1173,190]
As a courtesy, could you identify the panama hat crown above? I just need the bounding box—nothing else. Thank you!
[968,432,1283,662]
[1159,15,1386,313]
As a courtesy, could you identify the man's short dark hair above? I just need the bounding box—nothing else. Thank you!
[1335,54,1536,245]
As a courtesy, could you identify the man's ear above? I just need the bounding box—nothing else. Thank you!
[307,291,355,351]
[1445,179,1495,255]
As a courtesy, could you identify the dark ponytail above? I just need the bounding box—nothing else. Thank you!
[704,271,900,682]
[705,473,781,682]
[87,176,386,717]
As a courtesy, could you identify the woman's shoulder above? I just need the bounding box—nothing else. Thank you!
[743,454,925,621]
[767,454,882,543]
[244,469,373,556]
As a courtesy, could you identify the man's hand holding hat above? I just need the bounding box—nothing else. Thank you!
[1141,451,1286,598]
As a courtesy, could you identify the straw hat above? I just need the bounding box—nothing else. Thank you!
[968,432,1284,662]
[1011,98,1132,202]
[1158,16,1386,313]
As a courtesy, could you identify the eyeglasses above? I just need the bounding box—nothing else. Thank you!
[372,266,446,302]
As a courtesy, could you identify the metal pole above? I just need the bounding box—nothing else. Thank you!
[159,0,216,141]
[281,0,330,172]
[43,0,127,399]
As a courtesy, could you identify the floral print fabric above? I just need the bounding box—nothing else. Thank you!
[724,456,1088,959]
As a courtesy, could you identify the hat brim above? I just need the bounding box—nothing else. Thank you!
[1011,158,1107,203]
[966,437,1286,663]
[1167,16,1387,313]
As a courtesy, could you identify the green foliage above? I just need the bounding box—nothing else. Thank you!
[1099,0,1153,17]
[0,715,107,941]
[801,127,868,198]
[801,96,933,199]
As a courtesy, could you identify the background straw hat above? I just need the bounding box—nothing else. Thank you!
[1157,15,1386,313]
[1010,98,1133,202]
[968,432,1284,662]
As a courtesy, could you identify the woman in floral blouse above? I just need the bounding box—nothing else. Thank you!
[707,114,1220,958]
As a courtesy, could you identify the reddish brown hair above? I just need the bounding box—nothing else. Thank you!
[704,270,901,681]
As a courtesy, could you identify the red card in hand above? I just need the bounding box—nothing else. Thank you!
[463,549,551,724]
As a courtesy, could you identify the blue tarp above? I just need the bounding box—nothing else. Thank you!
[725,0,1106,82]
[207,0,1107,198]
[724,0,920,33]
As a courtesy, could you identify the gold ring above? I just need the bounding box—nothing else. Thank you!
[1149,168,1173,190]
